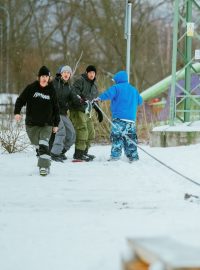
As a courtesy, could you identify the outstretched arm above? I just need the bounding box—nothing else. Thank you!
[14,86,29,122]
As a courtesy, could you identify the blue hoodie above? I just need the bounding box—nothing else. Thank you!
[99,71,143,121]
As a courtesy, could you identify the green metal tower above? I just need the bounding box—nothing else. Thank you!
[170,0,200,125]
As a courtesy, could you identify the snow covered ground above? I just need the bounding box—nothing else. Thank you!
[0,143,200,270]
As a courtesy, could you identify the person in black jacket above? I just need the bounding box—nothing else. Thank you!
[14,66,60,176]
[50,65,76,162]
[70,65,103,161]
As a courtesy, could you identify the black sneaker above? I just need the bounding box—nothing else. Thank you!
[51,154,64,162]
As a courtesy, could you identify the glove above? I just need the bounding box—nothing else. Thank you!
[85,100,93,116]
[92,97,101,103]
[93,103,103,122]
[80,97,87,105]
[77,95,87,105]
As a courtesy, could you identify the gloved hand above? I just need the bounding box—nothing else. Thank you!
[85,100,93,116]
[77,95,87,105]
[93,103,103,122]
[80,97,87,105]
[92,97,101,103]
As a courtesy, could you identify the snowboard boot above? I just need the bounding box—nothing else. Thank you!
[61,149,67,160]
[107,156,120,161]
[84,148,95,160]
[61,153,67,160]
[128,155,139,163]
[128,158,139,163]
[73,149,91,162]
[51,153,64,162]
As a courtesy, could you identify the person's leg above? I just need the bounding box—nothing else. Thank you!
[110,120,124,160]
[49,132,55,152]
[70,111,91,161]
[84,117,95,159]
[26,125,40,157]
[51,117,65,156]
[26,125,40,146]
[26,125,52,169]
[70,111,88,151]
[86,117,95,149]
[62,115,76,152]
[124,122,139,161]
[37,126,52,169]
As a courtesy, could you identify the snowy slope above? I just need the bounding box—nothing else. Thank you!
[0,144,200,270]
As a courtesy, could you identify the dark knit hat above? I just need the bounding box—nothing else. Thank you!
[38,66,50,77]
[86,65,97,74]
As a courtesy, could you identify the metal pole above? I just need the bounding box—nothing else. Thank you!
[169,0,179,125]
[124,0,128,39]
[184,0,193,122]
[126,2,132,82]
[0,21,3,92]
[0,6,10,93]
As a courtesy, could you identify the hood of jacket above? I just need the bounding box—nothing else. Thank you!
[113,71,128,84]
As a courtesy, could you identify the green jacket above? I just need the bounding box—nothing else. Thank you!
[70,73,98,112]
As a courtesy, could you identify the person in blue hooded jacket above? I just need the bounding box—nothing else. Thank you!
[96,70,143,162]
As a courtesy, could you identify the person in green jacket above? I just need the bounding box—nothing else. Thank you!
[70,65,103,161]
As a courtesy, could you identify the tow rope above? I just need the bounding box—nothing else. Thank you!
[94,101,200,187]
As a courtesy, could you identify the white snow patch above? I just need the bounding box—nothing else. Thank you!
[0,144,200,270]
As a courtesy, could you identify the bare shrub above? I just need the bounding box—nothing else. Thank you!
[0,114,30,153]
[93,101,111,144]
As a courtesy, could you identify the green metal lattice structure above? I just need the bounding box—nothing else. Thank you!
[170,0,200,125]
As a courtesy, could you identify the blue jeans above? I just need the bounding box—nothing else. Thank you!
[110,119,139,160]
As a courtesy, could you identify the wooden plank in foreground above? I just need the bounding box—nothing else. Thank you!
[122,237,200,270]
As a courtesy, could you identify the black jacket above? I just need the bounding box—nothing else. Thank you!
[53,77,73,115]
[70,73,99,112]
[14,80,60,127]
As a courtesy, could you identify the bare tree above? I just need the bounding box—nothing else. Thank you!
[0,0,176,94]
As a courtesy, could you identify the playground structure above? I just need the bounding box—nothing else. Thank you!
[141,63,200,103]
[140,0,200,147]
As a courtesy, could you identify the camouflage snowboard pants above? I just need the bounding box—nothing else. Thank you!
[110,119,139,161]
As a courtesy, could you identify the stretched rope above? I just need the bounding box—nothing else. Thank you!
[94,101,200,187]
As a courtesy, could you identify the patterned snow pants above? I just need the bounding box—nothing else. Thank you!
[110,119,139,161]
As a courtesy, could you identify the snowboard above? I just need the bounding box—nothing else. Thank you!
[72,159,85,163]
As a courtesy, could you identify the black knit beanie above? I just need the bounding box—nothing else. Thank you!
[86,65,97,74]
[38,66,50,77]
